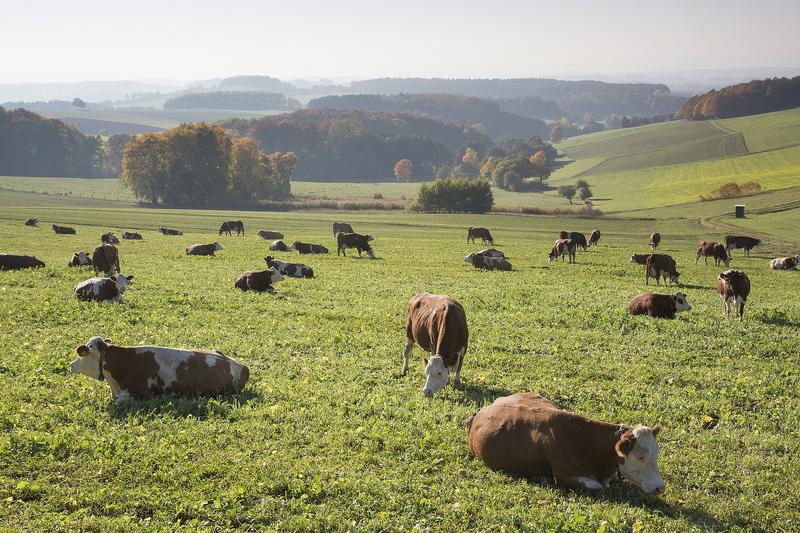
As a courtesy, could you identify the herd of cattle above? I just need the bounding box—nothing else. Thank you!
[3,218,799,495]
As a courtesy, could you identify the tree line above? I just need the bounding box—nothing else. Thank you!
[678,77,800,120]
[163,91,301,111]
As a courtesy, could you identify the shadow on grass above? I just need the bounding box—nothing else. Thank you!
[759,311,800,328]
[452,382,512,407]
[107,389,260,420]
[676,283,715,290]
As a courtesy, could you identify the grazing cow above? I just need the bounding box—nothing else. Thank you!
[53,224,76,235]
[234,267,284,292]
[219,220,244,236]
[186,242,223,256]
[74,274,133,303]
[269,240,289,252]
[695,241,730,267]
[588,229,601,247]
[402,292,468,398]
[70,336,249,403]
[559,231,588,251]
[101,232,120,244]
[627,292,691,319]
[0,254,45,270]
[467,227,493,245]
[68,251,91,267]
[717,269,750,319]
[257,230,285,240]
[645,254,681,286]
[265,256,314,278]
[725,235,761,257]
[122,231,142,240]
[464,250,512,270]
[769,256,800,270]
[290,241,329,254]
[337,233,375,258]
[159,227,183,236]
[649,232,661,250]
[465,393,665,494]
[333,222,354,236]
[25,218,38,227]
[630,253,651,265]
[549,239,577,263]
[92,244,120,276]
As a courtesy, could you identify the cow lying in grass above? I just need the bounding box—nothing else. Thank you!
[0,254,45,270]
[464,249,511,270]
[75,274,133,303]
[265,256,314,278]
[628,292,691,319]
[186,242,223,256]
[769,256,799,270]
[234,267,284,292]
[68,251,91,267]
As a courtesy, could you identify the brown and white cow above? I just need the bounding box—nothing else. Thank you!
[467,227,493,245]
[464,250,512,270]
[234,267,284,292]
[337,233,375,258]
[630,254,651,265]
[588,229,601,247]
[725,235,761,257]
[258,230,285,240]
[649,232,661,250]
[696,241,730,267]
[25,218,38,227]
[70,336,249,403]
[333,222,354,236]
[627,292,691,319]
[219,220,245,236]
[769,256,800,270]
[159,227,183,236]
[186,242,223,256]
[68,251,91,267]
[101,232,120,244]
[645,254,680,285]
[717,269,750,319]
[122,231,142,240]
[74,274,133,303]
[402,292,468,398]
[466,393,665,494]
[0,254,45,270]
[265,256,314,278]
[549,239,577,263]
[53,224,76,235]
[560,231,588,251]
[92,243,120,276]
[290,241,329,254]
[269,240,289,252]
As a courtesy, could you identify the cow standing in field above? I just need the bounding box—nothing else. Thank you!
[0,254,45,270]
[560,231,588,251]
[122,231,142,240]
[53,224,76,235]
[467,227,493,245]
[630,254,651,265]
[70,336,249,403]
[649,232,661,250]
[186,242,223,256]
[725,235,761,257]
[265,256,314,278]
[717,269,750,319]
[74,274,133,303]
[337,233,375,258]
[402,292,468,398]
[588,229,601,247]
[92,244,120,276]
[333,222,354,236]
[159,227,183,236]
[234,267,284,292]
[258,230,284,240]
[25,218,38,227]
[549,239,577,263]
[696,241,730,267]
[627,292,691,319]
[219,220,244,236]
[465,393,665,494]
[645,254,680,285]
[290,241,329,254]
[464,249,512,270]
[769,256,800,270]
[68,251,91,267]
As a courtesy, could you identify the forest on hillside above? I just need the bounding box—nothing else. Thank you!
[678,76,800,120]
[163,91,301,111]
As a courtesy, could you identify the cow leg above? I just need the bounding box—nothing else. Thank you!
[555,474,603,491]
[452,348,465,386]
[704,256,708,265]
[723,297,730,319]
[695,254,700,264]
[737,297,745,320]
[401,337,414,375]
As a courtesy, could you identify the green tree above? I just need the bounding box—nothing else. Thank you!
[268,151,297,201]
[413,178,493,213]
[229,136,270,202]
[162,122,231,207]
[72,98,86,110]
[121,133,169,205]
[575,179,593,201]
[558,184,577,204]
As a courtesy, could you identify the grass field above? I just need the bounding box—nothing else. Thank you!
[1,200,799,530]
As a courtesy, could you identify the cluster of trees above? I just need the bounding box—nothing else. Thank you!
[606,114,673,129]
[557,180,593,205]
[412,177,493,213]
[496,96,567,120]
[699,181,761,202]
[678,77,800,120]
[121,122,296,207]
[163,91,301,111]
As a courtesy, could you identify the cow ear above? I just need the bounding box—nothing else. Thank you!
[423,357,428,366]
[651,424,662,437]
[126,275,134,281]
[109,275,117,282]
[615,432,636,462]
[76,345,89,356]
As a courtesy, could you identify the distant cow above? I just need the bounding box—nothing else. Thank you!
[549,239,577,263]
[402,292,468,398]
[186,242,223,256]
[466,393,665,494]
[24,218,38,227]
[725,235,761,257]
[219,220,244,236]
[74,274,133,303]
[630,254,651,265]
[122,231,142,240]
[234,267,284,292]
[257,230,285,240]
[696,241,730,267]
[53,224,76,235]
[464,249,511,270]
[159,227,183,236]
[717,269,750,319]
[101,232,120,244]
[333,222,354,236]
[265,256,314,278]
[70,336,249,403]
[467,227,493,245]
[649,232,661,250]
[588,229,601,247]
[290,241,328,254]
[645,254,680,286]
[628,292,692,319]
[337,233,375,258]
[92,244,120,276]
[68,251,91,267]
[0,254,45,270]
[559,231,587,251]
[269,240,289,252]
[769,256,800,270]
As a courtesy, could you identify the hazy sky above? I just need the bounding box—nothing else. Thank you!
[2,0,799,83]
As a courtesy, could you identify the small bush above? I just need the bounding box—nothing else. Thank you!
[410,178,494,213]
[373,193,383,200]
[700,181,762,201]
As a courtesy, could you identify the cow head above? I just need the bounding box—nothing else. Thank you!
[71,336,111,380]
[673,292,691,313]
[669,271,682,286]
[422,355,449,397]
[615,425,665,494]
[548,250,559,261]
[464,253,476,264]
[109,274,133,293]
[218,224,226,235]
[264,256,276,267]
[214,242,224,251]
[366,235,375,242]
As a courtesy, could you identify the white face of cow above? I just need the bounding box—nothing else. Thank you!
[70,336,110,380]
[214,242,224,251]
[269,268,284,284]
[674,292,691,313]
[464,253,475,264]
[111,274,133,293]
[616,426,665,494]
[669,272,681,285]
[422,355,449,397]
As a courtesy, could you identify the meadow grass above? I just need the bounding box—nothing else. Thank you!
[0,202,798,530]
